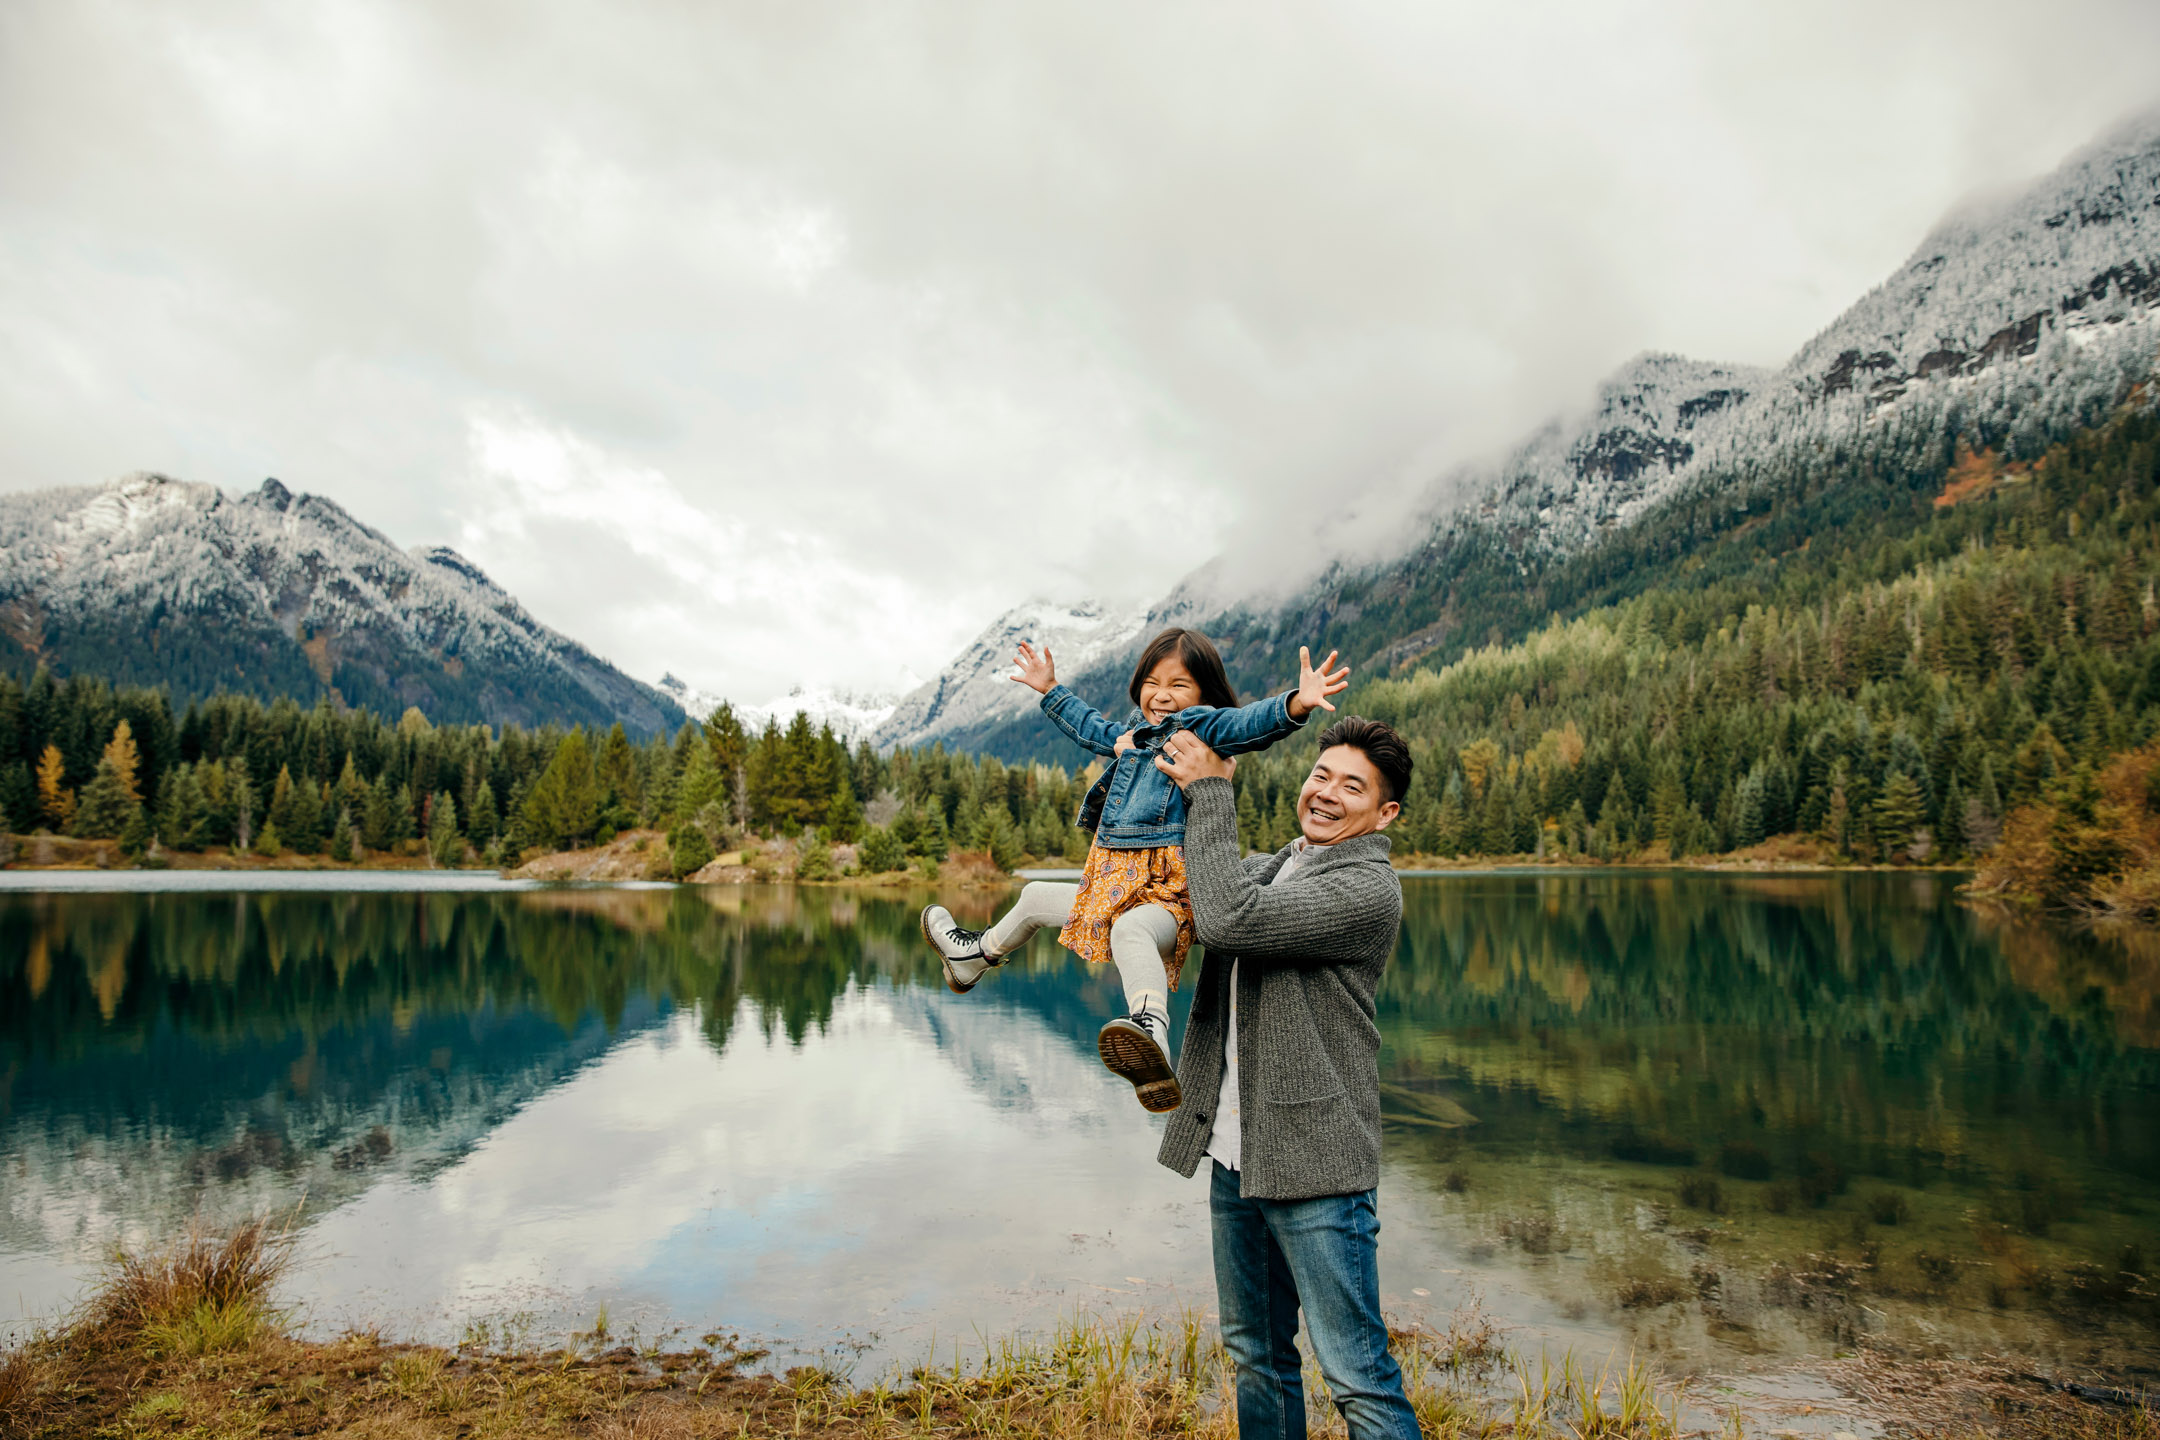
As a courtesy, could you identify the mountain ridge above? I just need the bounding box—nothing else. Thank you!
[0,471,686,736]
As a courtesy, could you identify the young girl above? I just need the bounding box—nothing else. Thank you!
[920,628,1348,1113]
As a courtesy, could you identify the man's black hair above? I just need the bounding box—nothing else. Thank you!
[1314,716,1413,805]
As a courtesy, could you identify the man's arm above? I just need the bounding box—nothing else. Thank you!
[1177,776,1399,964]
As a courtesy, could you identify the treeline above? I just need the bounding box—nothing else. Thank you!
[1227,400,2160,872]
[0,671,1096,877]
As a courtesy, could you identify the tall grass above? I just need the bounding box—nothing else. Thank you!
[83,1214,294,1356]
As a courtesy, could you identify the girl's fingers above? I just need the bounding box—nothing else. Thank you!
[1320,650,1339,673]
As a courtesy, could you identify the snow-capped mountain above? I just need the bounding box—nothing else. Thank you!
[1419,109,2160,569]
[873,598,1151,752]
[0,473,685,734]
[655,673,899,746]
[918,107,2160,758]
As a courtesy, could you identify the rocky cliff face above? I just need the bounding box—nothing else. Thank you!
[0,473,685,734]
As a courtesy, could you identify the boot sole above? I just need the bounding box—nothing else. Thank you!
[1099,1021,1182,1113]
[921,909,983,995]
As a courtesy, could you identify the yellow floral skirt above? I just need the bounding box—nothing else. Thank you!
[1058,843,1196,989]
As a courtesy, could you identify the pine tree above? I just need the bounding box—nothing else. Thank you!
[520,731,599,849]
[1435,772,1469,856]
[253,820,281,857]
[1937,773,1969,857]
[1236,783,1262,852]
[826,778,863,843]
[1872,771,1929,861]
[428,789,462,866]
[268,765,298,838]
[35,744,75,831]
[467,779,499,848]
[329,806,355,862]
[1734,766,1768,849]
[71,756,142,839]
[362,774,396,851]
[0,761,36,833]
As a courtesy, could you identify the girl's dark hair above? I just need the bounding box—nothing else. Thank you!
[1315,716,1414,805]
[1128,628,1239,711]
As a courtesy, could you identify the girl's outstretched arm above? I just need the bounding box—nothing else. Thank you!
[1181,647,1352,756]
[1021,641,1126,756]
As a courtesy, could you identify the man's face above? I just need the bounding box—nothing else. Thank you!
[1297,745,1400,844]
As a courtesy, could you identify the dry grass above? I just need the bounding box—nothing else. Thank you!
[6,1218,2156,1440]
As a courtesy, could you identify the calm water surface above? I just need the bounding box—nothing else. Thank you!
[2,873,2155,1380]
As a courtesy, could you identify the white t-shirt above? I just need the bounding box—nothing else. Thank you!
[1205,836,1328,1172]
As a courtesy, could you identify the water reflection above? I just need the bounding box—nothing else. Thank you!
[1,875,2154,1374]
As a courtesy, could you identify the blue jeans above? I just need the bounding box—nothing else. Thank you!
[1209,1162,1419,1440]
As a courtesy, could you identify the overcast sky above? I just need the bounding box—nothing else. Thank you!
[4,1,2159,703]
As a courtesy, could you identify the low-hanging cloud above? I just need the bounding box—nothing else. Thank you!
[4,0,2159,699]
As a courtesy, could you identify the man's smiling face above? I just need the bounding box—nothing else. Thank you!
[1297,744,1401,844]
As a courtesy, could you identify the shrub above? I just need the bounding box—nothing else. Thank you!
[1866,1191,1911,1226]
[1718,1141,1774,1180]
[1797,1153,1845,1207]
[670,826,715,879]
[1677,1174,1725,1213]
[795,840,835,881]
[1611,1131,1695,1167]
[1914,1251,1960,1287]
[859,824,907,873]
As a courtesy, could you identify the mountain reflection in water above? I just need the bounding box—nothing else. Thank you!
[1,875,2154,1375]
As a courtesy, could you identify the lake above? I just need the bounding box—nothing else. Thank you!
[2,871,2155,1384]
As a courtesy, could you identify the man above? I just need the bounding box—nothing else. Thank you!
[1152,715,1418,1440]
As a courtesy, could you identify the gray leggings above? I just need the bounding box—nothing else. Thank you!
[984,881,1176,1011]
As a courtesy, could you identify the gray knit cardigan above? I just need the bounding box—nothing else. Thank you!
[1156,776,1403,1200]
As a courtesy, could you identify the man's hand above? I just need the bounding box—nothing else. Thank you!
[1155,731,1235,787]
[1286,646,1351,721]
[1010,641,1056,694]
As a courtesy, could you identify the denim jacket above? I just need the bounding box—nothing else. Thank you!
[1040,684,1307,848]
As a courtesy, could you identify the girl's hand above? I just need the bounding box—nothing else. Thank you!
[1011,642,1057,694]
[1287,646,1350,720]
[1113,730,1137,755]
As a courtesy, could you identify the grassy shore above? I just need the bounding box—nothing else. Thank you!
[4,1222,2155,1440]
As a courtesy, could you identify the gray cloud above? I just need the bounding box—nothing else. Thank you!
[4,0,2158,698]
